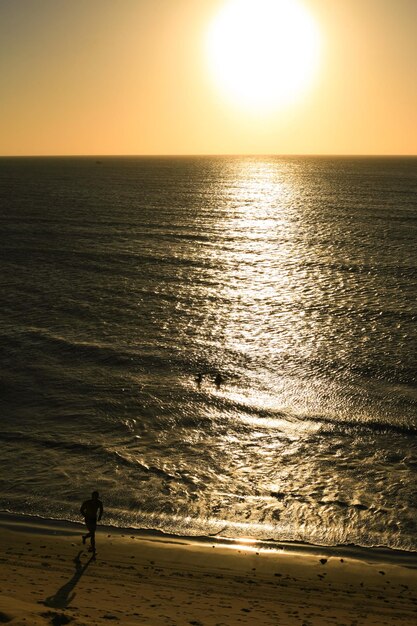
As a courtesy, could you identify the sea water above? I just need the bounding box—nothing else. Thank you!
[0,155,416,551]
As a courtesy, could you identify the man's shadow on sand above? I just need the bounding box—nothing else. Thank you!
[44,550,95,608]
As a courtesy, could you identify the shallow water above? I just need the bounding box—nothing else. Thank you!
[0,156,416,550]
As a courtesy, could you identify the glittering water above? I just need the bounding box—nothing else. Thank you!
[0,156,416,550]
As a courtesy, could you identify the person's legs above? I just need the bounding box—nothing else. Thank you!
[85,520,97,552]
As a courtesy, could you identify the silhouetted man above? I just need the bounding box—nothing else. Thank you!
[80,490,103,553]
[214,373,224,389]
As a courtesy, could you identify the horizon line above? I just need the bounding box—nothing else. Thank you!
[1,153,416,159]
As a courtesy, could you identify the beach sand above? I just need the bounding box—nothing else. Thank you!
[0,514,416,625]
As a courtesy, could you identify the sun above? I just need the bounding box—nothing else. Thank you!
[206,0,321,113]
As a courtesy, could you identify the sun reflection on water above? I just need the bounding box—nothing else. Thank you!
[208,158,323,416]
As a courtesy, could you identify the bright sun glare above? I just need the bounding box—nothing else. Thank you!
[206,0,321,113]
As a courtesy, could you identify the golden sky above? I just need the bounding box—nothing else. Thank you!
[1,0,416,155]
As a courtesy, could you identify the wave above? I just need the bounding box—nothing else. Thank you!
[201,387,417,434]
[1,511,416,562]
[0,430,179,482]
[303,414,417,437]
[305,356,417,387]
[301,260,417,279]
[1,327,140,369]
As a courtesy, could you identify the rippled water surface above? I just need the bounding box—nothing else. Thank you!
[0,156,416,550]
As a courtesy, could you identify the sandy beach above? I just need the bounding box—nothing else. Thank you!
[0,514,416,625]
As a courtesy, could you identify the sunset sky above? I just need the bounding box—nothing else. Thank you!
[1,0,416,156]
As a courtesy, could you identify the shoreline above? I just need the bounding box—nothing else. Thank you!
[1,510,416,567]
[1,511,417,625]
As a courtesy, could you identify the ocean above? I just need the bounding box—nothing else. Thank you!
[0,155,416,552]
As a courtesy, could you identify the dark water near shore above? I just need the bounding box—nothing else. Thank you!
[0,155,416,550]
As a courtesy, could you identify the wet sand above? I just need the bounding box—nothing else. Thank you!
[0,514,416,625]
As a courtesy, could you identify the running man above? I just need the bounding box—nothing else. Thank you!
[80,491,103,553]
